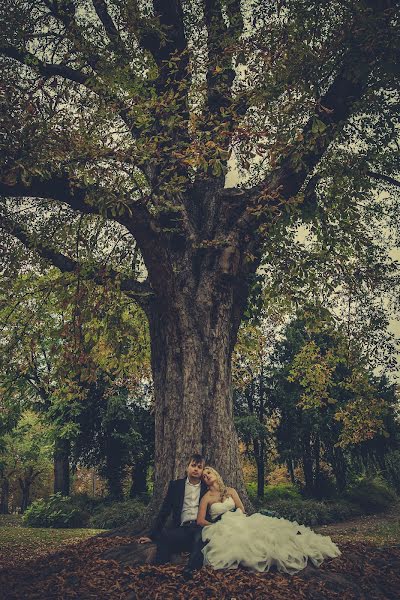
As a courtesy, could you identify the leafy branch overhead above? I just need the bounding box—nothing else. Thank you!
[0,0,398,301]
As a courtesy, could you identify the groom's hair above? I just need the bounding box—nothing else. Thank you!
[187,453,206,465]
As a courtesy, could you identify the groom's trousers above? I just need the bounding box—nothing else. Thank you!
[154,522,205,570]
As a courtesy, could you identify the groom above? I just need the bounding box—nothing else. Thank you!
[138,453,208,577]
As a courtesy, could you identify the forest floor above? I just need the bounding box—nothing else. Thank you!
[0,505,400,599]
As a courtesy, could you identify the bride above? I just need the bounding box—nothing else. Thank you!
[197,466,341,574]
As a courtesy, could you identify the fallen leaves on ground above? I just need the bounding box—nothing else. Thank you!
[1,535,400,600]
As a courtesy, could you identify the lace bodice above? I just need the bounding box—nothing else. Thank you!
[209,496,236,520]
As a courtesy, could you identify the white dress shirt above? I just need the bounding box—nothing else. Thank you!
[180,477,201,525]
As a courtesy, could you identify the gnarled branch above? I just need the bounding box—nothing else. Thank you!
[0,211,154,306]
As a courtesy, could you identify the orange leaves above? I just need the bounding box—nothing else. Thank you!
[2,532,400,599]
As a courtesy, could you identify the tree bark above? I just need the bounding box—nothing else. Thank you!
[138,244,254,524]
[332,447,347,492]
[54,438,70,496]
[148,293,248,504]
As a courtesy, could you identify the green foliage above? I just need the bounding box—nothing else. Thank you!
[88,499,146,529]
[235,416,268,446]
[23,493,91,528]
[247,482,301,503]
[344,477,397,514]
[260,498,363,527]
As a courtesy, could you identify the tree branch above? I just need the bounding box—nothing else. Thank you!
[225,0,244,40]
[367,171,400,189]
[0,175,174,301]
[244,1,394,227]
[0,46,142,137]
[0,211,154,306]
[0,46,88,85]
[0,174,89,209]
[91,0,127,54]
[203,0,236,119]
[42,0,104,73]
[143,0,187,70]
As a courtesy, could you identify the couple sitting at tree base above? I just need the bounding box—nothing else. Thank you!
[138,453,340,579]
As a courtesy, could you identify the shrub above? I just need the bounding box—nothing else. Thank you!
[259,498,363,527]
[344,476,397,514]
[23,493,90,528]
[88,499,146,529]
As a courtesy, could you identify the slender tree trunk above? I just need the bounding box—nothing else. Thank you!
[332,447,347,492]
[255,440,265,499]
[287,459,296,485]
[103,452,124,501]
[54,438,70,496]
[0,477,9,514]
[256,369,266,498]
[302,433,314,497]
[19,480,31,513]
[313,434,322,499]
[129,459,149,498]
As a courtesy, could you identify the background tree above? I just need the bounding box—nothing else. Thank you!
[0,412,52,513]
[0,269,151,498]
[0,0,399,519]
[270,309,399,496]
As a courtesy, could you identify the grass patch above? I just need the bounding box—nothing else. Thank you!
[0,515,104,560]
[316,502,400,546]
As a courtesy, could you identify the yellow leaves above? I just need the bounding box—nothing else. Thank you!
[335,396,389,448]
[289,341,338,410]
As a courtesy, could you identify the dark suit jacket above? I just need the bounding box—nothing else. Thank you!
[149,478,208,540]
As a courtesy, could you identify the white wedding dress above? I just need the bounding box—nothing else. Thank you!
[201,496,341,574]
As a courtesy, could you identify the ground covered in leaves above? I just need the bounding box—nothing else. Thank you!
[1,536,400,599]
[1,507,400,599]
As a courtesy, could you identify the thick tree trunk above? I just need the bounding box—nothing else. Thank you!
[54,438,70,496]
[101,189,257,537]
[146,266,251,514]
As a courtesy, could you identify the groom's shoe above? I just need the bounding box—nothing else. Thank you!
[182,568,194,581]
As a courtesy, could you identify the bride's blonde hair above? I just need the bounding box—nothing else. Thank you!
[204,466,230,501]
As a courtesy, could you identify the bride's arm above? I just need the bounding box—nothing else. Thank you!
[229,488,246,513]
[197,493,213,526]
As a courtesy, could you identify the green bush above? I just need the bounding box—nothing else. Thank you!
[88,499,146,529]
[247,482,301,502]
[264,483,301,502]
[23,493,90,528]
[344,476,397,514]
[259,498,363,527]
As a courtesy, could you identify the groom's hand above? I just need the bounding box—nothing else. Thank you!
[137,536,152,544]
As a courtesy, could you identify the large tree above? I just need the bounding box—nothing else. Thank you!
[1,0,399,514]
